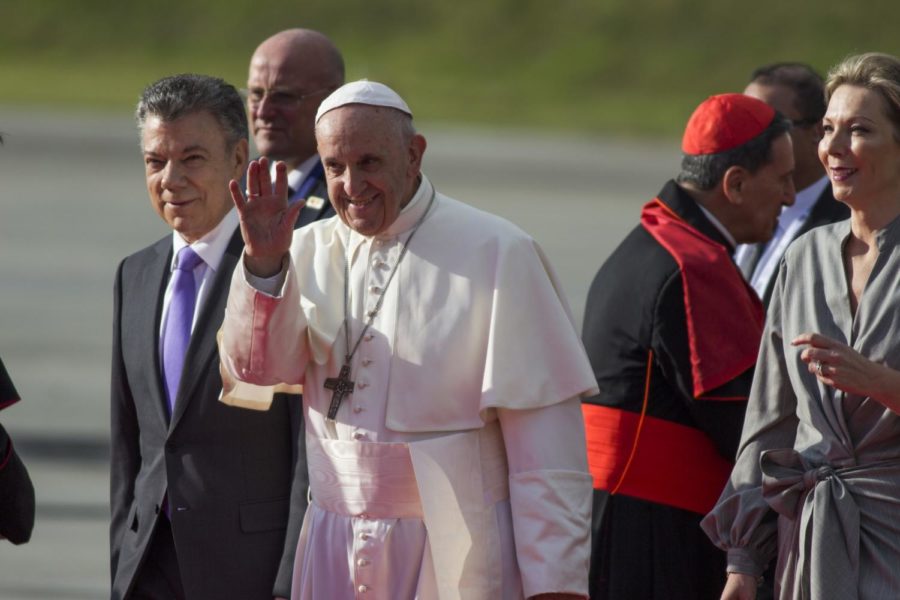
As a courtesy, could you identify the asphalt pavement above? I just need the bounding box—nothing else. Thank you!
[0,106,677,598]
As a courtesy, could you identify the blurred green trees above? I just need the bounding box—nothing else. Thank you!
[1,0,897,134]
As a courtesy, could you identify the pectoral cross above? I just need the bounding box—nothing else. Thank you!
[324,363,355,421]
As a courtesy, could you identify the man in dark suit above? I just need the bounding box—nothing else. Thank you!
[246,28,344,227]
[734,63,850,306]
[110,74,306,600]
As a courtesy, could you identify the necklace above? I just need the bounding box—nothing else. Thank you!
[324,187,436,421]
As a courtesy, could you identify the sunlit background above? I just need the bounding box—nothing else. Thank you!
[4,0,899,133]
[1,1,898,597]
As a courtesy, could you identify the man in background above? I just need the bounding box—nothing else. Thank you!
[110,75,306,600]
[734,62,849,306]
[246,28,344,226]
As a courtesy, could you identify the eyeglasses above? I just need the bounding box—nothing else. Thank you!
[243,87,333,109]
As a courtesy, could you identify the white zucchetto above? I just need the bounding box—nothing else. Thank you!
[315,80,412,124]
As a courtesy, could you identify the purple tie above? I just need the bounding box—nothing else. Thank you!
[162,246,203,415]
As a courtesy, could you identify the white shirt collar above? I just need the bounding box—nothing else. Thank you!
[347,175,435,258]
[271,154,320,192]
[379,175,432,239]
[170,208,239,272]
[779,175,829,224]
[697,204,737,248]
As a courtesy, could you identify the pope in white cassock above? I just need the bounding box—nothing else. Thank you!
[218,80,596,600]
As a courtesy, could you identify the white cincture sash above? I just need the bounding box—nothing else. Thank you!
[303,420,512,600]
[307,436,424,519]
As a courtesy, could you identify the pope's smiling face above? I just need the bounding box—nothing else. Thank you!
[316,105,426,236]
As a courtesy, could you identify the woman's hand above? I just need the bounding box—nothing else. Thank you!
[720,572,757,600]
[792,332,900,411]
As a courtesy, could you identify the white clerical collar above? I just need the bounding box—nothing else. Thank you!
[345,174,435,265]
[170,208,238,273]
[272,154,320,192]
[377,174,433,239]
[697,204,737,248]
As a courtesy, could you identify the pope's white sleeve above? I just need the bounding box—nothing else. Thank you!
[497,396,592,599]
[218,252,310,405]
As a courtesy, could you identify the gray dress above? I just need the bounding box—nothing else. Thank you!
[702,216,900,600]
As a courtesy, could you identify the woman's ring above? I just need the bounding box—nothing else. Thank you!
[815,360,824,376]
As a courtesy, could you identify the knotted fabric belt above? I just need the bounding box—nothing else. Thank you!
[760,448,900,600]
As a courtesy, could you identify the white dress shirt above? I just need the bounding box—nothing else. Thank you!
[269,154,320,201]
[698,204,737,248]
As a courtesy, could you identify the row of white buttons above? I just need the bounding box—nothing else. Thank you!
[352,357,372,415]
[353,240,390,597]
[352,243,387,445]
[356,517,374,595]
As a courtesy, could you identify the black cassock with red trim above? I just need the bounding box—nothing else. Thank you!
[581,180,763,600]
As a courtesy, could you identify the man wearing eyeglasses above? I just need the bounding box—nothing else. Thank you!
[246,29,345,227]
[734,63,849,307]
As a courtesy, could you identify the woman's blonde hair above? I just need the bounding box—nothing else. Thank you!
[825,52,900,141]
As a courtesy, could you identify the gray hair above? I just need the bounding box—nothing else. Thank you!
[825,52,900,142]
[136,74,248,148]
[676,111,792,190]
[397,111,417,142]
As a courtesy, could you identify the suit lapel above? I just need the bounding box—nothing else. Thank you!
[759,184,849,306]
[169,228,244,431]
[797,184,849,237]
[295,179,334,228]
[140,239,174,428]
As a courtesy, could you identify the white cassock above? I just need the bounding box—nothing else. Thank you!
[219,175,598,600]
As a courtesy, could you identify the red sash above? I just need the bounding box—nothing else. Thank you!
[583,401,732,514]
[640,198,764,398]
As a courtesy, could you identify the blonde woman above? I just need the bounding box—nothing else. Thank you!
[703,52,900,600]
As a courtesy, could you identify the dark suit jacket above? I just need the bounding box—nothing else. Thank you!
[0,423,35,545]
[1,358,35,545]
[755,184,849,307]
[294,177,335,228]
[110,228,307,600]
[240,158,335,229]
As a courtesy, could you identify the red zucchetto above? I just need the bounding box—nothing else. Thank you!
[681,93,776,155]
